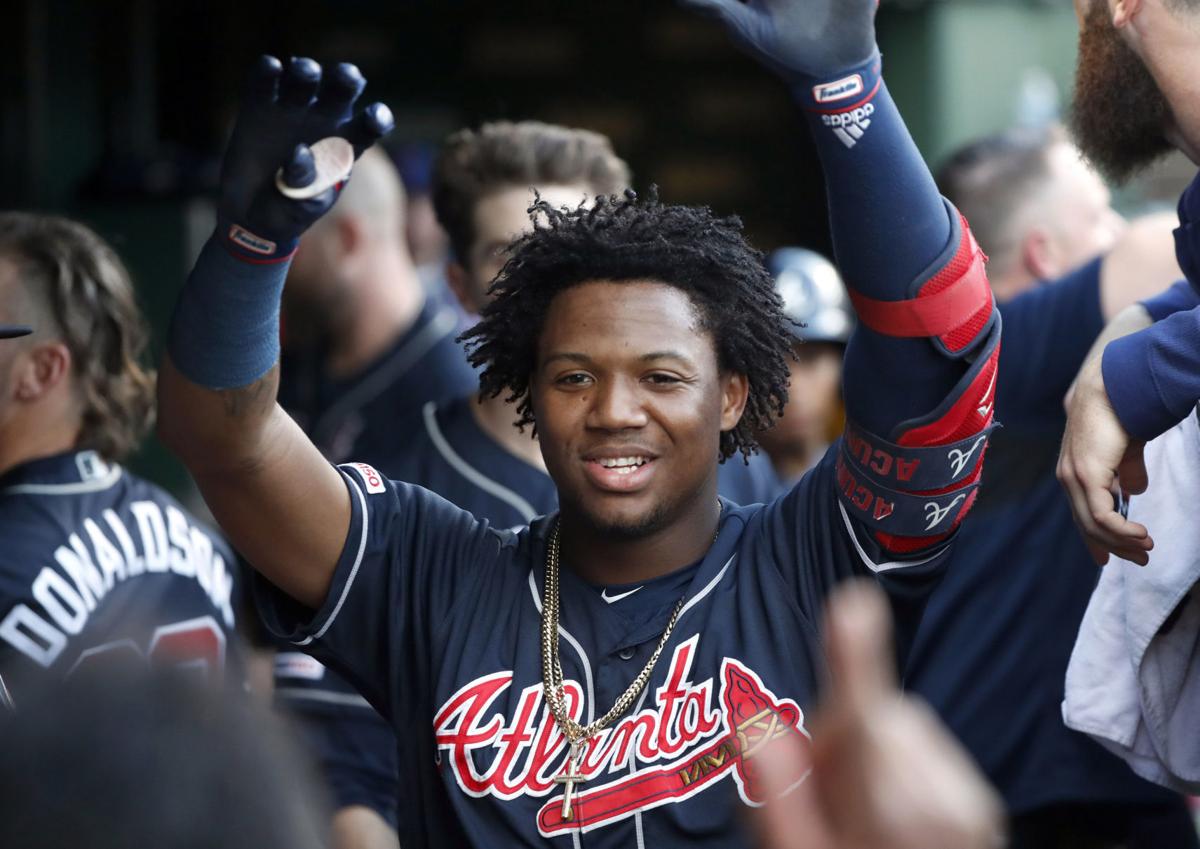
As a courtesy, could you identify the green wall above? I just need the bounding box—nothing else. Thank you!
[881,0,1081,168]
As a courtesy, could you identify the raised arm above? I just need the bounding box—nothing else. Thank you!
[158,57,393,609]
[687,0,1000,551]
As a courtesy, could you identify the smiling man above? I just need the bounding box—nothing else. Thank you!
[157,0,1000,843]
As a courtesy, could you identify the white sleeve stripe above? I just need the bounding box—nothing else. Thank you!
[837,501,947,574]
[424,401,539,522]
[297,468,370,645]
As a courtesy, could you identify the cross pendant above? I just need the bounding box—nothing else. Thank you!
[555,742,586,821]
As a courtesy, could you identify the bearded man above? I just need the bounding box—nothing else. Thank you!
[1059,0,1200,561]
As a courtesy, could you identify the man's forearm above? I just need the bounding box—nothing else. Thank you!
[157,356,281,472]
[1103,307,1200,440]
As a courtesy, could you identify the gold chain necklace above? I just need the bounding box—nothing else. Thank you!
[539,513,717,821]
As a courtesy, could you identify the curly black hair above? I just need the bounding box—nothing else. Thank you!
[460,188,794,461]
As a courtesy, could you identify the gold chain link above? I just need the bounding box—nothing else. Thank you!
[540,520,694,746]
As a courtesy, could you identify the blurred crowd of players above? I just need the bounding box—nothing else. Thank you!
[4,1,1200,847]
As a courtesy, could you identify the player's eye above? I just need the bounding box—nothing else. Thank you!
[557,372,593,387]
[645,373,683,386]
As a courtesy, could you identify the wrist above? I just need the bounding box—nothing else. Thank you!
[167,231,291,390]
[792,51,882,114]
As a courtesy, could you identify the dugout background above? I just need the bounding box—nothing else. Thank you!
[1,0,1190,494]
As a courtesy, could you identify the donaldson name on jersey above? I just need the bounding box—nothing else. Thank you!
[256,451,950,848]
[0,451,238,697]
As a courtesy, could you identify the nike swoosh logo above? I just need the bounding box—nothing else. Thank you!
[601,586,644,604]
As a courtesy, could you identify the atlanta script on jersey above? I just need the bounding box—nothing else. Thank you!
[256,450,950,848]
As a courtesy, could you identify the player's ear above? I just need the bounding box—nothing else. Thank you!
[13,341,71,402]
[718,371,750,432]
[1019,229,1057,283]
[446,260,478,315]
[1111,0,1141,28]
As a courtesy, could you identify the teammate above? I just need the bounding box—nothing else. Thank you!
[1059,0,1200,562]
[0,212,240,703]
[276,119,778,848]
[158,1,1002,843]
[756,248,852,484]
[0,669,328,849]
[0,321,28,711]
[279,144,475,464]
[903,127,1192,848]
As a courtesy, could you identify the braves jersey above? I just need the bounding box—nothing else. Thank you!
[0,451,240,701]
[256,445,950,848]
[279,299,477,463]
[273,396,784,817]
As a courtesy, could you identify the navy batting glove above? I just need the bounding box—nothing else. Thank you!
[680,0,878,82]
[217,55,394,261]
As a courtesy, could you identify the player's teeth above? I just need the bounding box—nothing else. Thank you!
[598,457,647,468]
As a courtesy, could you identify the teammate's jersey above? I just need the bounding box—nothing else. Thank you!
[279,299,477,463]
[906,260,1181,813]
[0,450,240,702]
[257,448,950,848]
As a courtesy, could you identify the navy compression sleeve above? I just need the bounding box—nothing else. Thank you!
[794,56,975,437]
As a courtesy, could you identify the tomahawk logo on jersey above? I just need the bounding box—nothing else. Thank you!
[0,451,240,699]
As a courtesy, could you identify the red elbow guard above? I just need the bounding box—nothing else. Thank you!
[847,206,994,358]
[836,207,1001,552]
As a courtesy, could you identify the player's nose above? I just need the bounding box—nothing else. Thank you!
[585,376,649,431]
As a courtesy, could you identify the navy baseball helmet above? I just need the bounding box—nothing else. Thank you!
[0,325,31,339]
[768,248,853,345]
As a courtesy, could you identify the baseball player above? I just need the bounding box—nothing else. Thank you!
[905,127,1194,848]
[275,120,781,847]
[158,0,1001,843]
[0,323,30,710]
[279,145,476,465]
[757,248,853,483]
[1060,0,1200,562]
[0,213,240,705]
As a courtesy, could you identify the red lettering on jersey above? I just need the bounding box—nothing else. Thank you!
[431,635,808,834]
[347,462,386,494]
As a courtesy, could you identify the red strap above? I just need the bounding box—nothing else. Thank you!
[847,246,989,339]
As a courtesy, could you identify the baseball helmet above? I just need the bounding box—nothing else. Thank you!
[768,247,854,345]
[0,325,31,339]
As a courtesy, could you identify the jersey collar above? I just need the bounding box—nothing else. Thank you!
[529,499,752,654]
[0,450,122,495]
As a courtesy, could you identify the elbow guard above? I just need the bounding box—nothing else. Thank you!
[836,204,1001,551]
